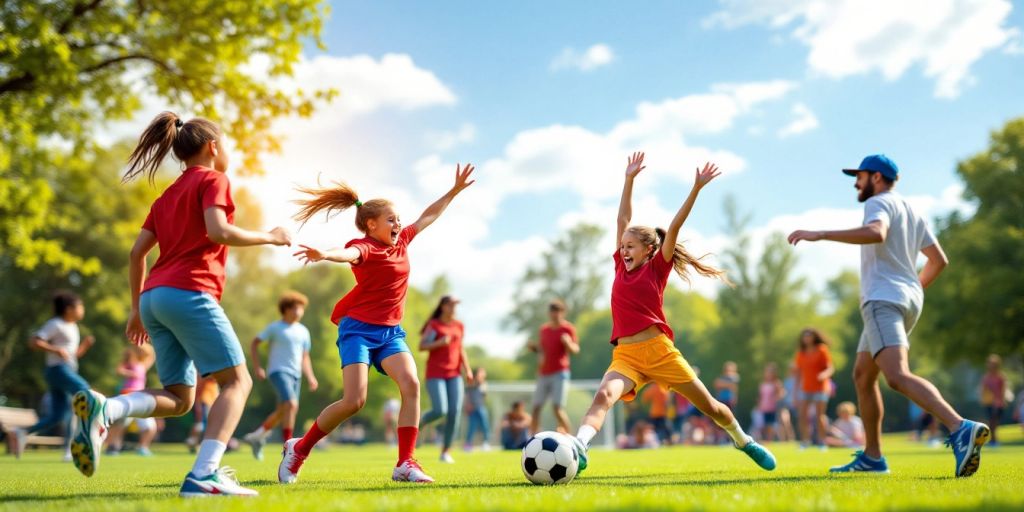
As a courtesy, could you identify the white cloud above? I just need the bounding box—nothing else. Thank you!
[706,0,1018,98]
[425,123,477,151]
[550,44,616,72]
[778,102,820,137]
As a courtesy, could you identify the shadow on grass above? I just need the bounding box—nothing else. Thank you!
[341,474,827,492]
[1,492,136,504]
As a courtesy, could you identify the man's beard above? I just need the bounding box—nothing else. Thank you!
[858,179,875,202]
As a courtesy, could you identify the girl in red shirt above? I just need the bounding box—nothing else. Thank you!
[419,295,473,464]
[72,112,292,497]
[571,152,776,474]
[279,164,475,484]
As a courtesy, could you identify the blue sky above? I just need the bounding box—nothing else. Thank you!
[225,0,1024,355]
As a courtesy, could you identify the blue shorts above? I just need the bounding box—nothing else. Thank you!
[337,316,410,375]
[269,371,301,403]
[140,286,245,387]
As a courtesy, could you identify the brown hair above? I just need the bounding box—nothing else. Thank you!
[278,291,309,315]
[626,226,731,286]
[799,327,831,351]
[124,111,221,184]
[292,179,393,233]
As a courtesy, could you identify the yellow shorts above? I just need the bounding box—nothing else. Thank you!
[606,334,697,402]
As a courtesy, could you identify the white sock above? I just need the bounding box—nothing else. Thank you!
[576,425,597,446]
[192,439,227,478]
[250,426,267,438]
[717,418,751,447]
[104,392,157,423]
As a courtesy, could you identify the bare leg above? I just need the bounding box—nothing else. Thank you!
[669,379,737,428]
[580,372,635,431]
[798,400,811,445]
[815,400,830,446]
[282,400,299,432]
[380,353,421,428]
[203,365,252,443]
[876,347,963,431]
[315,364,369,431]
[530,405,543,435]
[853,352,884,459]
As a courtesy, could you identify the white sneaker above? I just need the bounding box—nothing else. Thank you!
[63,448,73,462]
[242,431,266,461]
[179,467,258,497]
[439,452,455,464]
[392,459,434,483]
[278,438,306,484]
[70,390,108,477]
[13,428,27,459]
[480,442,492,452]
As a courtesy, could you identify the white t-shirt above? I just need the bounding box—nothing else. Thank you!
[257,320,311,377]
[860,191,937,308]
[35,317,81,370]
[833,416,865,442]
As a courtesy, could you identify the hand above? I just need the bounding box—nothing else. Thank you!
[437,335,451,347]
[293,244,326,265]
[787,230,824,245]
[82,335,95,346]
[625,151,646,179]
[255,367,267,380]
[465,372,475,386]
[125,309,150,346]
[452,163,476,195]
[308,376,319,391]
[527,341,538,353]
[268,226,293,246]
[55,347,72,361]
[693,162,721,190]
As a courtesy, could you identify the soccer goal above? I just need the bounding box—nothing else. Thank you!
[480,379,621,448]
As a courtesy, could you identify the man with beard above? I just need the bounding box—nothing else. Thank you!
[787,154,989,478]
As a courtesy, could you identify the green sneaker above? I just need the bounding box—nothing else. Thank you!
[570,436,588,474]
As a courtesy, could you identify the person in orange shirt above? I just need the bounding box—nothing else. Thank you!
[792,328,834,448]
[641,384,672,445]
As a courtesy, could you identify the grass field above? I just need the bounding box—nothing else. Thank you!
[3,430,1023,511]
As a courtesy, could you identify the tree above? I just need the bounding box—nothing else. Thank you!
[1,0,334,277]
[919,117,1024,362]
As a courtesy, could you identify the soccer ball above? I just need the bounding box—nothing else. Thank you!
[521,431,579,485]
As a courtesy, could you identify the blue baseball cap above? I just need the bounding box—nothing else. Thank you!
[842,154,899,179]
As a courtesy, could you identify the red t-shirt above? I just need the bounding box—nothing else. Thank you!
[141,166,234,301]
[330,225,418,326]
[538,322,576,375]
[423,319,465,379]
[609,251,674,343]
[793,345,833,393]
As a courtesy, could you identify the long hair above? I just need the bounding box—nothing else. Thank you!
[626,226,731,286]
[798,327,831,352]
[292,179,392,233]
[421,295,456,334]
[124,111,221,184]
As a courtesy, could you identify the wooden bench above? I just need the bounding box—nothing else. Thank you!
[0,406,65,455]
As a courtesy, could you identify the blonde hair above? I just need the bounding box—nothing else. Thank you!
[625,226,730,286]
[293,179,393,233]
[837,401,857,416]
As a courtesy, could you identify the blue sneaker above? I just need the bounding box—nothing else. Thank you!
[737,438,776,471]
[570,436,588,474]
[946,420,990,478]
[829,450,890,473]
[179,467,258,497]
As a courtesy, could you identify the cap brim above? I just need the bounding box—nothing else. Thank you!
[841,168,861,176]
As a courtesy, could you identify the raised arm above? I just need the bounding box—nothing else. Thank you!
[788,221,888,246]
[204,207,292,247]
[293,245,362,265]
[126,229,158,345]
[617,152,646,249]
[919,242,948,289]
[411,163,475,234]
[661,162,720,262]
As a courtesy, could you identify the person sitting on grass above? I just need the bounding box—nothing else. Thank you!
[501,401,532,450]
[825,401,866,448]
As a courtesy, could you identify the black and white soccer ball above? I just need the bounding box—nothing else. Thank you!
[521,431,579,485]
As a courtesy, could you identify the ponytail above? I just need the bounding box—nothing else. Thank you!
[124,111,221,184]
[293,180,393,233]
[627,226,731,286]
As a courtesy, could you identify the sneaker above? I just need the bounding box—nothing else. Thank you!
[105,446,121,456]
[70,390,108,477]
[136,447,153,457]
[186,435,198,454]
[179,467,258,497]
[570,436,589,474]
[13,428,27,459]
[278,438,306,484]
[392,459,434,483]
[439,452,455,464]
[829,450,890,473]
[480,442,492,452]
[737,438,776,471]
[242,431,265,461]
[946,420,990,478]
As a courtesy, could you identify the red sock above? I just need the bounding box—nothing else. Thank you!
[282,427,293,441]
[397,426,418,464]
[295,421,328,457]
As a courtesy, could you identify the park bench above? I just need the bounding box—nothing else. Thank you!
[0,406,64,455]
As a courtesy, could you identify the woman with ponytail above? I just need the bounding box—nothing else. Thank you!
[570,152,777,475]
[71,111,292,497]
[278,163,476,485]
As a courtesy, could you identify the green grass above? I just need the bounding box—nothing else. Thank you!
[3,430,1023,511]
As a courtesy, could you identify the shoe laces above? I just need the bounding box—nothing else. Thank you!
[215,466,241,486]
[403,458,424,471]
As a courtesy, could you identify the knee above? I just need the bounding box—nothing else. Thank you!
[170,397,194,417]
[854,367,875,389]
[343,391,367,411]
[884,371,912,393]
[593,388,616,408]
[398,375,420,398]
[284,400,298,412]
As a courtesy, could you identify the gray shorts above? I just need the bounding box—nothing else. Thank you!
[858,300,921,357]
[533,370,570,408]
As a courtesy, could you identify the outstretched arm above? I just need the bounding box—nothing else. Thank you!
[787,221,888,246]
[617,152,646,250]
[661,162,720,262]
[411,163,475,234]
[204,207,292,247]
[293,245,362,265]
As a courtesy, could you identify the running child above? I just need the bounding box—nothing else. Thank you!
[419,295,473,464]
[243,291,319,460]
[71,111,292,496]
[571,152,776,473]
[105,345,158,456]
[757,363,785,442]
[278,163,475,484]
